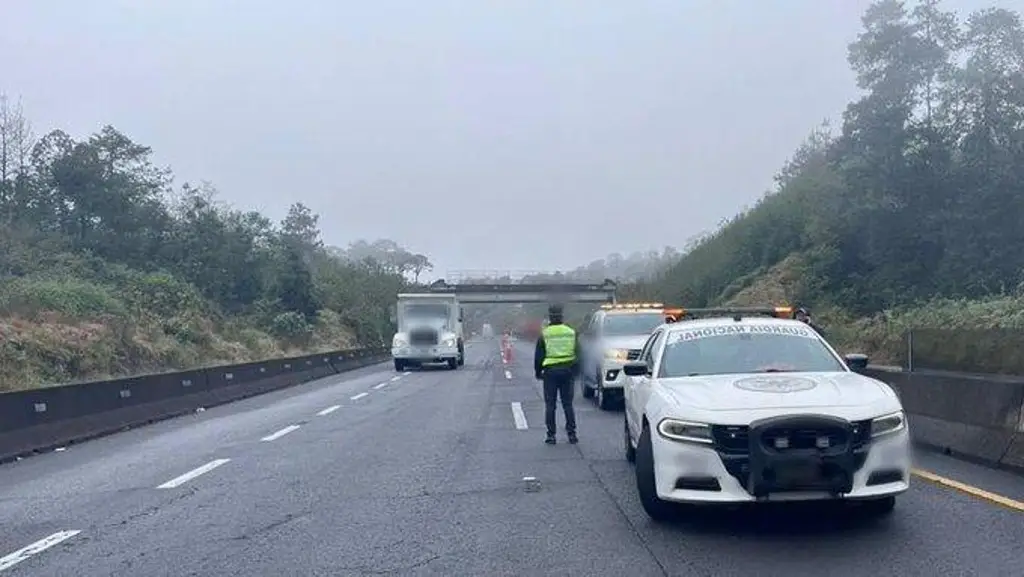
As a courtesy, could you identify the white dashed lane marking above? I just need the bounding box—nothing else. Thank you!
[403,371,412,376]
[0,530,82,572]
[317,405,341,416]
[351,392,369,401]
[373,382,388,390]
[510,402,529,430]
[156,458,231,489]
[390,375,401,382]
[261,425,300,442]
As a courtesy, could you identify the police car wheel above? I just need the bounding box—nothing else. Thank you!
[636,424,674,522]
[394,360,404,372]
[624,413,636,463]
[446,358,458,370]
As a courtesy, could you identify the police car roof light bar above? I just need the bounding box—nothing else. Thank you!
[670,306,795,320]
[599,302,664,310]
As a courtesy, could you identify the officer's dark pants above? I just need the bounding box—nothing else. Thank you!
[542,366,576,435]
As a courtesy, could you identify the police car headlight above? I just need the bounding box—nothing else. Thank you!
[657,418,713,445]
[392,335,408,347]
[871,411,906,438]
[604,348,629,361]
[441,337,456,347]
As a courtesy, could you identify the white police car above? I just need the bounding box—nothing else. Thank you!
[621,307,910,521]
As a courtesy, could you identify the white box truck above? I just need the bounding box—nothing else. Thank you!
[391,293,465,371]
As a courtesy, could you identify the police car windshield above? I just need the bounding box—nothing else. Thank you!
[658,324,844,378]
[601,313,665,336]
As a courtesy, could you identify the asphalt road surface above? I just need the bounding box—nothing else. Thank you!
[1,339,1022,576]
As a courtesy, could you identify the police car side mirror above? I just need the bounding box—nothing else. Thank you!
[622,362,650,377]
[844,353,869,372]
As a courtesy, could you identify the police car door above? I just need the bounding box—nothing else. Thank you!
[626,328,665,437]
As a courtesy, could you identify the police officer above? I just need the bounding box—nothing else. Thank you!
[534,303,581,445]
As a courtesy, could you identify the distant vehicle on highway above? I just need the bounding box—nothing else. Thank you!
[621,306,909,521]
[579,303,670,410]
[390,293,465,371]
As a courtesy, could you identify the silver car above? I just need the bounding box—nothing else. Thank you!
[579,304,669,410]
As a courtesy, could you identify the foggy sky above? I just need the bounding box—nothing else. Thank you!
[2,0,1017,277]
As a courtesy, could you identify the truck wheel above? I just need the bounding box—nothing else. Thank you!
[636,424,675,522]
[581,371,595,399]
[394,360,404,372]
[596,379,616,411]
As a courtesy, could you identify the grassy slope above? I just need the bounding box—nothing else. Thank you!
[0,262,357,392]
[719,254,1024,373]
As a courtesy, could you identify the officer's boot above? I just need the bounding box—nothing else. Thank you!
[567,431,578,444]
[545,431,556,445]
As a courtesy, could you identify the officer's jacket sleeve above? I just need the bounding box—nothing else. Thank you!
[534,336,546,376]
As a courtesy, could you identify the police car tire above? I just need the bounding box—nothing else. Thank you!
[636,424,674,522]
[446,358,458,370]
[394,360,404,372]
[624,414,636,463]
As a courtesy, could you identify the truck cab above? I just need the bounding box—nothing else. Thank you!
[391,293,465,371]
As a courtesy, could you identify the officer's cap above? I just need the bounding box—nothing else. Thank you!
[548,303,564,316]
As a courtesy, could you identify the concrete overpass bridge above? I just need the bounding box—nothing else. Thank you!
[430,270,618,304]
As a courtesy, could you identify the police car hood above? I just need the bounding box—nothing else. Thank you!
[657,371,894,412]
[600,335,650,351]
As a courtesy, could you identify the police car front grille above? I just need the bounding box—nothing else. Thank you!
[761,426,849,451]
[711,425,749,455]
[713,421,873,492]
[850,419,872,450]
[626,349,643,360]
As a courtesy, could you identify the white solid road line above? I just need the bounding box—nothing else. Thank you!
[156,458,231,489]
[510,402,529,430]
[390,375,401,382]
[0,530,82,572]
[317,405,341,416]
[261,424,300,442]
[351,392,369,401]
[504,370,512,380]
[373,382,388,390]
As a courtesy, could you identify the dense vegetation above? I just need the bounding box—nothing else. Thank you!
[0,97,430,390]
[633,0,1024,373]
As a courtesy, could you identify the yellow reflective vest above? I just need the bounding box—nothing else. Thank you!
[541,323,577,367]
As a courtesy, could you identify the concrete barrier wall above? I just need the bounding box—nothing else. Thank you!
[0,347,389,464]
[863,367,1024,471]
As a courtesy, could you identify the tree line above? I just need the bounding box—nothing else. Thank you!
[0,95,432,360]
[636,0,1024,320]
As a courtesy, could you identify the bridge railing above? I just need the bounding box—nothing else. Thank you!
[444,270,610,285]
